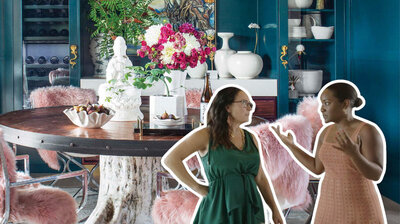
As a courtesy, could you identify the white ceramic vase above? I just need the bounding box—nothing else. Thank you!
[187,61,208,79]
[289,69,323,96]
[89,35,109,78]
[164,70,188,115]
[215,32,236,78]
[227,51,263,79]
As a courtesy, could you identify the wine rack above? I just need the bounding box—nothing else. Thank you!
[22,0,71,108]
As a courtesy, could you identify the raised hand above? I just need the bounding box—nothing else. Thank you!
[333,129,362,158]
[270,124,295,147]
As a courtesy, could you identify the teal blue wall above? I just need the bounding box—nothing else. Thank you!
[0,1,4,114]
[348,0,400,203]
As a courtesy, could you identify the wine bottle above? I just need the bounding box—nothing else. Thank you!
[60,29,69,36]
[63,55,69,64]
[37,56,47,64]
[25,56,35,64]
[200,72,212,124]
[48,29,58,36]
[27,69,38,77]
[38,29,47,36]
[50,56,59,64]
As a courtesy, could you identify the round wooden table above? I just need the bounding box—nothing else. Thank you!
[0,106,201,224]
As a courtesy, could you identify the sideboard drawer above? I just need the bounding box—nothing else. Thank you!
[252,96,277,121]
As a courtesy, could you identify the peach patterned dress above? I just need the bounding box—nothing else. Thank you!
[314,122,385,223]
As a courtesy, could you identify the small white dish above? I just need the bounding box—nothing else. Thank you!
[63,106,115,128]
[154,116,183,126]
[311,26,334,39]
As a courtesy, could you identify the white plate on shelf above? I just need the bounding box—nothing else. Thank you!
[154,116,183,126]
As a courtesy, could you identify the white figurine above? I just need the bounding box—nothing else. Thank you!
[98,36,144,121]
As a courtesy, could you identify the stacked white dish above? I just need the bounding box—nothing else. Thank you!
[289,26,307,38]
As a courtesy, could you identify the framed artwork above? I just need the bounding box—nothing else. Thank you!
[128,0,217,56]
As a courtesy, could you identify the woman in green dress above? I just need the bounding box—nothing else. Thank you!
[162,86,284,224]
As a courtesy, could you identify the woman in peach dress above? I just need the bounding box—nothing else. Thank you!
[271,80,386,223]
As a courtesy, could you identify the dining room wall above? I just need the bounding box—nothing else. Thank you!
[346,0,400,203]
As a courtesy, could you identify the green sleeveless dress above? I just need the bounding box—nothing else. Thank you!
[193,129,265,224]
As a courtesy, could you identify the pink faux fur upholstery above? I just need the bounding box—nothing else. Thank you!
[186,155,201,170]
[0,128,77,224]
[152,190,199,224]
[185,88,202,109]
[296,97,323,146]
[30,85,98,170]
[30,85,97,108]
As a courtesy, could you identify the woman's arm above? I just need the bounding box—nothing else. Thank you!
[162,127,210,197]
[250,133,285,224]
[334,124,385,181]
[270,124,325,176]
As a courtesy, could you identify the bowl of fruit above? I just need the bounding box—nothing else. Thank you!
[154,111,182,126]
[63,104,115,128]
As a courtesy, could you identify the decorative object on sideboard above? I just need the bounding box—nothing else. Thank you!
[205,29,216,71]
[288,0,313,8]
[215,32,236,78]
[98,36,144,121]
[227,51,263,79]
[187,61,208,79]
[289,69,323,96]
[289,74,300,99]
[89,34,109,78]
[248,23,260,54]
[63,104,115,128]
[302,13,321,39]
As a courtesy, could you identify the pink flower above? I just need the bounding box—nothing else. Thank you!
[157,45,164,51]
[205,47,211,55]
[139,50,145,58]
[212,47,217,52]
[180,63,187,70]
[141,41,147,46]
[158,63,164,69]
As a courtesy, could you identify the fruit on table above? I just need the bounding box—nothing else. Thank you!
[159,111,178,120]
[161,111,169,119]
[72,104,110,115]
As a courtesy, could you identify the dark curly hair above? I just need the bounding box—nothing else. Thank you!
[326,83,363,108]
[206,87,242,150]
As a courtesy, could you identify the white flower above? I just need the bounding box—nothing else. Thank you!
[144,24,163,47]
[248,23,260,29]
[182,33,200,55]
[160,41,181,64]
[296,44,305,52]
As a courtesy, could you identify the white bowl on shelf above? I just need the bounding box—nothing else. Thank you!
[288,0,313,8]
[289,26,307,38]
[311,26,334,39]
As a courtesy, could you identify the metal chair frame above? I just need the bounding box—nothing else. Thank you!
[0,142,88,224]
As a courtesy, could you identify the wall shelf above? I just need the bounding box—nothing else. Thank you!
[24,18,68,22]
[24,5,68,10]
[289,38,335,42]
[25,64,69,68]
[289,9,334,12]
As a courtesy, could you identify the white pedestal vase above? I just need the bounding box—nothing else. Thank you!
[164,70,187,115]
[215,32,236,78]
[227,51,263,79]
[187,61,208,79]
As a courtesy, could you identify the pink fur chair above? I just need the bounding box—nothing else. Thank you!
[0,128,84,224]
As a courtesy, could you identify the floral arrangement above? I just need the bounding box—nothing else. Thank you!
[125,23,216,96]
[137,23,215,70]
[248,23,260,54]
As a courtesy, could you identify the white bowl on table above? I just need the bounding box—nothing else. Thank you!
[63,106,115,128]
[288,19,301,27]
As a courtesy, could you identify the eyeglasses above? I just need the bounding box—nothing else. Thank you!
[232,100,254,109]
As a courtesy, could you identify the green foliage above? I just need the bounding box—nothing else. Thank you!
[125,62,173,96]
[88,0,159,58]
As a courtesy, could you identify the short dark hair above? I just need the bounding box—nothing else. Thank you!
[326,83,363,108]
[206,87,242,150]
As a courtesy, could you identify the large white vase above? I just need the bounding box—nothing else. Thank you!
[187,61,208,79]
[227,51,263,79]
[215,32,236,78]
[164,70,188,115]
[288,0,313,8]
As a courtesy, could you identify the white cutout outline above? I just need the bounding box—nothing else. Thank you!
[269,79,387,224]
[161,84,285,224]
